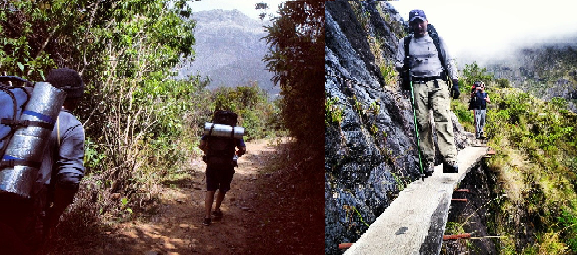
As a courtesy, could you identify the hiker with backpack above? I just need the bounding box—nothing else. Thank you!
[0,68,85,254]
[199,110,246,226]
[396,9,460,178]
[40,68,86,245]
[470,81,490,139]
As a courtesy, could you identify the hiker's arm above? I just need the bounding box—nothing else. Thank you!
[47,122,84,234]
[395,37,405,72]
[236,147,246,157]
[199,139,207,152]
[55,123,85,188]
[486,94,490,103]
[236,138,246,156]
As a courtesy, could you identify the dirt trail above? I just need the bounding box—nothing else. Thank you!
[57,138,291,255]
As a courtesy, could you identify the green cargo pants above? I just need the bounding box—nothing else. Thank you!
[413,78,457,163]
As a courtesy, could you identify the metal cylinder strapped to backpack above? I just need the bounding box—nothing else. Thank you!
[0,82,66,199]
[203,122,244,139]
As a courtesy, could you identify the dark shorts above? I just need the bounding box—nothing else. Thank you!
[206,165,235,192]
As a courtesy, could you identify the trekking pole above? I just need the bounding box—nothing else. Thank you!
[408,69,425,181]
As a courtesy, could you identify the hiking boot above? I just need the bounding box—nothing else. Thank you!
[479,132,486,139]
[423,163,434,178]
[212,209,223,221]
[203,217,212,226]
[443,160,458,173]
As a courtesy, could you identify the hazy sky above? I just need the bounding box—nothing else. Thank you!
[188,0,285,20]
[389,0,577,65]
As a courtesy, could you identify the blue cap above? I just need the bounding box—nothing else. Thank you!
[409,9,427,22]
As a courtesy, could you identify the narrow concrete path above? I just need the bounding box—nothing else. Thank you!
[344,146,488,255]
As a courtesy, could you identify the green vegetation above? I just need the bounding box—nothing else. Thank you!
[483,86,577,253]
[325,96,344,125]
[263,0,324,154]
[450,99,475,132]
[496,78,512,88]
[451,61,577,253]
[211,83,284,140]
[461,61,494,93]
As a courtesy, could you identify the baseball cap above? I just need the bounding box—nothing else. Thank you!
[409,9,427,22]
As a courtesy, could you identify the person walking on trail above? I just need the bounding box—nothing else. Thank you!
[41,68,87,248]
[471,81,490,139]
[199,111,246,226]
[396,9,461,177]
[0,68,86,254]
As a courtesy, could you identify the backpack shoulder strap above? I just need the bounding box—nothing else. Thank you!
[430,33,447,73]
[404,35,411,58]
[427,28,450,82]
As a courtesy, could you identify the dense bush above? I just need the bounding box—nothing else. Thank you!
[263,1,324,154]
[0,0,200,217]
[496,78,511,88]
[484,86,577,253]
[460,61,493,94]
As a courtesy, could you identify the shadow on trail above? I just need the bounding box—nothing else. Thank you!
[161,178,204,190]
[47,169,263,254]
[46,138,320,255]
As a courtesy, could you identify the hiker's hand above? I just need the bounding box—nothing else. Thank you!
[236,147,246,157]
[403,57,415,70]
[450,80,460,99]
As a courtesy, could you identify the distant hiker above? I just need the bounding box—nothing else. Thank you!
[199,110,246,226]
[0,68,85,254]
[396,9,461,177]
[471,81,490,139]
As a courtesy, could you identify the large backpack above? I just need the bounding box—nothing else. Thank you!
[0,77,33,158]
[401,24,451,89]
[0,76,66,199]
[205,111,238,167]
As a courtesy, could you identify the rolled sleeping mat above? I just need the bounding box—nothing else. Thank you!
[0,82,66,199]
[204,122,244,139]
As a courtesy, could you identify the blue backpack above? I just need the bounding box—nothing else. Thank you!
[0,76,33,158]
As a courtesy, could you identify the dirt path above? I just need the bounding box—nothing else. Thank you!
[53,138,292,255]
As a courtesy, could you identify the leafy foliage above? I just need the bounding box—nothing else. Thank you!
[461,61,494,93]
[263,0,324,153]
[325,96,343,126]
[496,78,511,88]
[210,83,284,141]
[483,85,577,252]
[0,0,199,217]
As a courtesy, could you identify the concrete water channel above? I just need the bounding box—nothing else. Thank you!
[342,146,491,255]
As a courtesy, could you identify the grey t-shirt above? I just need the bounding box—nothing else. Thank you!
[37,110,85,187]
[395,33,459,80]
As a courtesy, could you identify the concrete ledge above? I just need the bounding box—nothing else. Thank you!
[344,147,488,255]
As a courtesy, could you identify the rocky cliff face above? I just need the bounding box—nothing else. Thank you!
[324,1,473,253]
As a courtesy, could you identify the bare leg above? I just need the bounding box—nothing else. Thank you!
[205,191,216,218]
[214,190,226,212]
